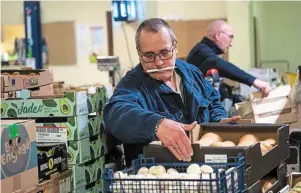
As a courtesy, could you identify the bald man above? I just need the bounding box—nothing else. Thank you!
[187,20,271,97]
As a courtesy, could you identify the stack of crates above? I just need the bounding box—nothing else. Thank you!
[63,86,107,193]
[1,69,108,193]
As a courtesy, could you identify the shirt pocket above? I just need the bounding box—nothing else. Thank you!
[156,109,184,122]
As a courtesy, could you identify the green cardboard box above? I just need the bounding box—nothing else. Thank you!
[72,181,102,193]
[87,86,106,114]
[71,156,105,189]
[67,134,106,165]
[96,179,104,193]
[1,91,89,118]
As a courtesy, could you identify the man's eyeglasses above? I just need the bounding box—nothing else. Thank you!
[221,31,234,39]
[138,43,175,63]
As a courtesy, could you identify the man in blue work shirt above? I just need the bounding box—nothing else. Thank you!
[104,18,240,166]
[187,20,271,97]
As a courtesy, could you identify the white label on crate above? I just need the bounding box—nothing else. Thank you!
[88,86,97,94]
[205,154,227,163]
[59,176,71,193]
[76,92,89,115]
[36,126,67,143]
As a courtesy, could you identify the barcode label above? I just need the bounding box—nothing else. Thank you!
[205,154,227,163]
[36,126,67,143]
[37,127,62,133]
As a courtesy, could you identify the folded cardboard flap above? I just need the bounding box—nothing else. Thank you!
[235,102,254,119]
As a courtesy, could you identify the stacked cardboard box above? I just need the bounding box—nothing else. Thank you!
[1,69,54,98]
[53,81,65,95]
[15,170,72,193]
[0,120,39,193]
[1,86,107,192]
[1,68,108,192]
[61,86,107,193]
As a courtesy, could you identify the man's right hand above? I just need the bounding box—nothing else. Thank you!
[156,119,197,162]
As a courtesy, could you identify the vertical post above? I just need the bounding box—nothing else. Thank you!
[24,1,43,69]
[106,11,115,86]
[106,11,114,56]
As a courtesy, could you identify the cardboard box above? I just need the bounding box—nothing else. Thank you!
[35,114,104,142]
[1,69,53,92]
[1,91,89,118]
[1,84,54,99]
[247,161,287,193]
[67,134,107,165]
[1,91,16,99]
[67,86,107,113]
[144,123,290,187]
[37,143,68,182]
[12,170,72,193]
[290,105,301,129]
[65,115,104,141]
[30,84,54,97]
[72,180,103,193]
[71,156,105,189]
[1,120,38,193]
[38,170,71,193]
[250,85,297,124]
[235,101,254,121]
[1,75,9,92]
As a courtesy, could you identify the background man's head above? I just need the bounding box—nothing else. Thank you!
[135,18,178,82]
[206,20,234,53]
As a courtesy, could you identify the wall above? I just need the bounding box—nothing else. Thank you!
[2,0,253,85]
[156,1,226,20]
[226,1,252,71]
[254,1,301,73]
[1,1,111,85]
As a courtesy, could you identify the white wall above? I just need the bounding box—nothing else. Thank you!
[1,0,252,85]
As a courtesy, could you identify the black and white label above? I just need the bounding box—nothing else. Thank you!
[205,154,227,163]
[36,126,67,143]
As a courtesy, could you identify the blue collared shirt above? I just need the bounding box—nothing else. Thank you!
[104,59,227,145]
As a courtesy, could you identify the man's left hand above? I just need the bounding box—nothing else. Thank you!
[220,115,241,123]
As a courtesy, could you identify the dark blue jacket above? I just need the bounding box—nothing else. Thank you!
[104,59,227,165]
[186,37,256,86]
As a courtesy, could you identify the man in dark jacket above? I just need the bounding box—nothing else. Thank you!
[104,18,240,166]
[187,20,271,97]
